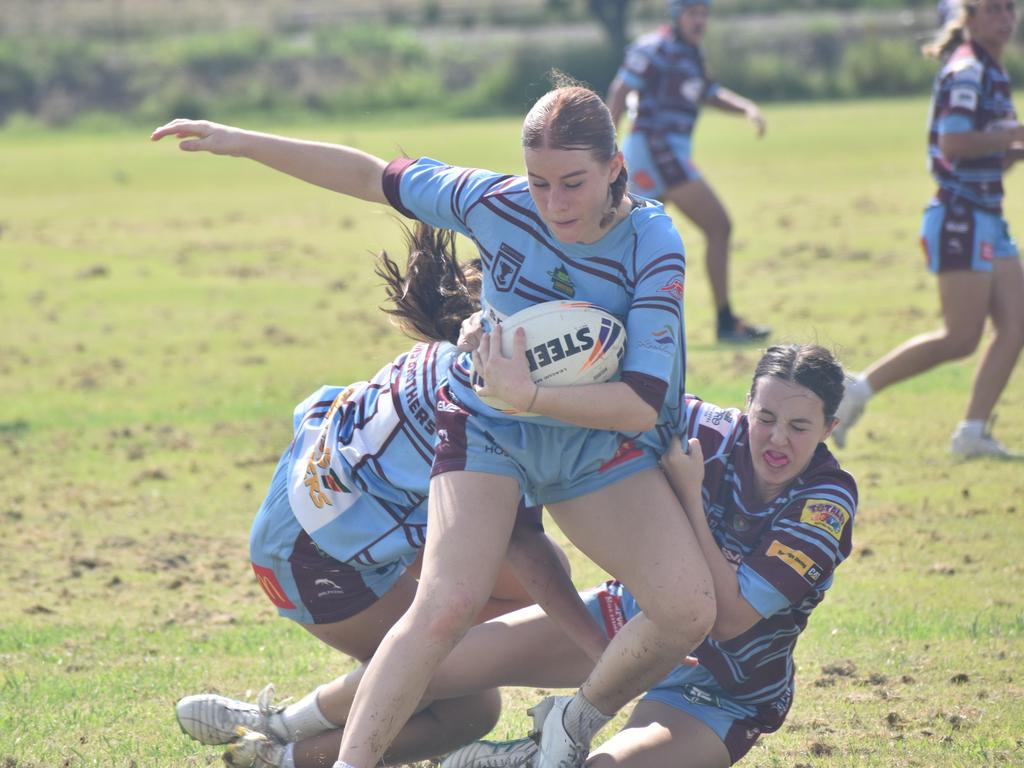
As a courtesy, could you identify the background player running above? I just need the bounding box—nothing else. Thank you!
[607,0,769,343]
[833,0,1024,458]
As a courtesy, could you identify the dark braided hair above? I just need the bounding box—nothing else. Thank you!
[375,221,480,345]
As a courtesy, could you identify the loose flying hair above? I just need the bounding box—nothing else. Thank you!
[749,344,846,422]
[375,221,480,345]
[923,0,979,60]
[522,71,630,226]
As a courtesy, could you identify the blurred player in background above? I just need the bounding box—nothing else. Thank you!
[607,0,769,343]
[834,0,1024,458]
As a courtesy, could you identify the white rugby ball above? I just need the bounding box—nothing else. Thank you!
[473,300,626,415]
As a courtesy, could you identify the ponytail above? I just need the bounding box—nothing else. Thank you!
[375,221,480,344]
[922,2,975,60]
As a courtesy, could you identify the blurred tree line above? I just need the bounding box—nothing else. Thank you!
[0,0,1014,128]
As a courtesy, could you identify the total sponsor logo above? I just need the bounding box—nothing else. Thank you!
[799,498,849,540]
[637,325,677,355]
[597,589,627,638]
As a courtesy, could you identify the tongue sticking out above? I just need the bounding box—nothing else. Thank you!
[764,450,789,468]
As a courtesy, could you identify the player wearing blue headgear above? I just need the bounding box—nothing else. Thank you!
[608,0,769,344]
[833,0,1024,458]
[154,75,712,768]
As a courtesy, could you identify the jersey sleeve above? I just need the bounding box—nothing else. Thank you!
[618,210,687,410]
[382,157,512,238]
[737,478,857,618]
[937,59,984,135]
[616,41,654,91]
[680,395,742,461]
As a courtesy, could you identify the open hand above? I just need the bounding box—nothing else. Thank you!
[150,119,248,156]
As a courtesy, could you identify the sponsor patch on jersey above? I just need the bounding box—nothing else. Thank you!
[633,170,657,191]
[950,87,978,112]
[799,498,850,539]
[637,325,676,356]
[766,539,818,580]
[980,241,994,261]
[252,563,296,609]
[699,404,735,437]
[658,277,685,300]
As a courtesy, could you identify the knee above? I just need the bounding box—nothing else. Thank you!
[703,214,732,244]
[646,584,717,648]
[941,333,982,360]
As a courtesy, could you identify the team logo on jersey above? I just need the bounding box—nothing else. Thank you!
[658,278,685,300]
[493,243,525,292]
[766,539,819,581]
[252,563,296,609]
[799,498,849,539]
[729,511,751,533]
[680,77,704,103]
[548,265,576,297]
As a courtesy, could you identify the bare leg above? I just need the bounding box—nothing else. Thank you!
[664,178,732,313]
[587,701,730,768]
[964,257,1024,421]
[337,472,522,767]
[864,270,991,394]
[549,469,715,715]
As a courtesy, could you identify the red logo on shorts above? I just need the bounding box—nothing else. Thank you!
[597,586,626,638]
[633,170,656,191]
[252,563,296,609]
[980,241,994,261]
[919,235,930,264]
[598,438,643,473]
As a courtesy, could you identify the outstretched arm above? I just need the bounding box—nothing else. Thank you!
[606,75,633,134]
[705,87,766,138]
[660,437,762,641]
[150,119,388,203]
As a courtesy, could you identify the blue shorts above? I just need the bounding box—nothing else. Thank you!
[583,581,764,765]
[432,385,658,505]
[249,453,416,625]
[920,199,1018,274]
[623,130,701,199]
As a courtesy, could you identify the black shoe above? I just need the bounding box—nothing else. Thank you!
[717,319,771,343]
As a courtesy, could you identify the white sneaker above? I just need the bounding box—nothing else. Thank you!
[831,376,869,449]
[177,684,287,745]
[440,737,539,768]
[531,696,588,768]
[222,727,286,768]
[950,428,1022,458]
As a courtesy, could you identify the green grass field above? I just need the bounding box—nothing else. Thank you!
[1,97,1023,767]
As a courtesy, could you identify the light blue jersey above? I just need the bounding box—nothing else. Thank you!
[383,157,687,430]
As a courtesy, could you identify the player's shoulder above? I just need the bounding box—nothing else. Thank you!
[942,44,985,84]
[794,445,858,508]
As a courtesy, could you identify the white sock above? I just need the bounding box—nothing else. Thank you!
[332,762,358,768]
[850,375,874,401]
[280,744,296,768]
[277,686,337,741]
[956,419,985,437]
[563,691,612,747]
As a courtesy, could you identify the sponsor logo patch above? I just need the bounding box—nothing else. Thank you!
[597,587,627,637]
[599,438,643,473]
[658,277,685,301]
[633,170,657,191]
[252,563,296,609]
[799,498,850,539]
[980,241,994,261]
[950,87,978,111]
[766,539,817,579]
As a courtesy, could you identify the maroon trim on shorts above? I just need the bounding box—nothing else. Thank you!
[382,157,418,219]
[288,531,382,624]
[936,198,976,273]
[643,130,697,188]
[431,384,470,477]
